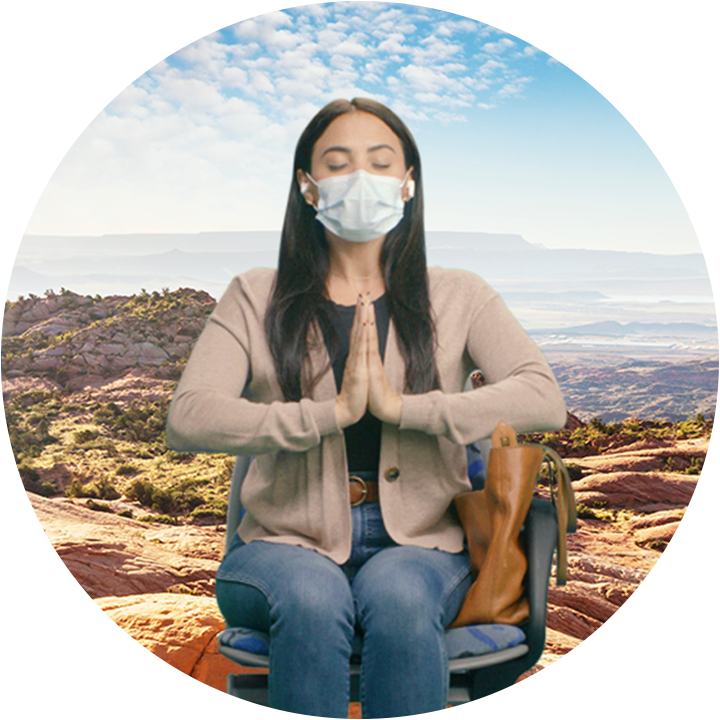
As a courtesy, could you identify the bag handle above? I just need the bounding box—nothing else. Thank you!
[488,420,577,586]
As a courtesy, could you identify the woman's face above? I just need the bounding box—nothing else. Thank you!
[298,110,412,207]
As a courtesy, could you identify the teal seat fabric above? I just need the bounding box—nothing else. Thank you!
[218,623,525,661]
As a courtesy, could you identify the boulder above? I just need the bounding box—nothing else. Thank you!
[2,594,237,718]
[2,486,224,600]
[573,471,697,511]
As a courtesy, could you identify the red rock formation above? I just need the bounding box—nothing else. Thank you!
[29,494,223,598]
[573,471,696,511]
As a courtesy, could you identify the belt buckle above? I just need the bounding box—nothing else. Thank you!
[349,475,368,507]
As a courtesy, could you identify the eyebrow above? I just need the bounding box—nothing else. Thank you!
[321,144,396,157]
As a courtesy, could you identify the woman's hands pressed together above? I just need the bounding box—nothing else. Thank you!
[334,294,403,429]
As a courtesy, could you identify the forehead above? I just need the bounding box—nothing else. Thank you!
[312,111,404,157]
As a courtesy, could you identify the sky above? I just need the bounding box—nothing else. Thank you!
[24,1,699,255]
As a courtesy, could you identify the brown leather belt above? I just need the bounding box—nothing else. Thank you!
[349,474,380,506]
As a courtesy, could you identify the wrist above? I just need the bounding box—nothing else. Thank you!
[335,397,358,429]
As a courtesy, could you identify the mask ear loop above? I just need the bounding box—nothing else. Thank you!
[401,169,415,200]
[299,172,319,208]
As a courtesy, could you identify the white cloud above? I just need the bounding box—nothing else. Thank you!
[399,64,448,93]
[497,76,533,97]
[411,36,462,65]
[482,38,516,54]
[26,2,549,236]
[333,39,368,56]
[523,45,541,57]
[478,59,506,77]
[377,33,407,54]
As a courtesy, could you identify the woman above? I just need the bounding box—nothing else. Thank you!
[166,98,566,717]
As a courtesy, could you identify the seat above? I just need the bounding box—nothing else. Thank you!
[218,450,566,707]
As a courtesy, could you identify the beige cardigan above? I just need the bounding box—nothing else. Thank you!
[166,267,566,564]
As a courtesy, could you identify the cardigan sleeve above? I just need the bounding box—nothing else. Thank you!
[399,277,566,443]
[166,275,340,455]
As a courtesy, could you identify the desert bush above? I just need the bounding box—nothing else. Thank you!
[73,428,98,444]
[137,514,178,525]
[575,502,614,521]
[92,477,121,499]
[85,499,113,513]
[66,478,91,498]
[93,399,170,447]
[115,464,139,476]
[125,479,157,506]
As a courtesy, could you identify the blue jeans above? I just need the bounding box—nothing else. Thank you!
[216,501,471,718]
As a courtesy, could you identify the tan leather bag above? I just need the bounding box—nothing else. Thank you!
[449,420,576,628]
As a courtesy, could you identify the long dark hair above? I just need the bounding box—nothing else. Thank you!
[266,98,440,401]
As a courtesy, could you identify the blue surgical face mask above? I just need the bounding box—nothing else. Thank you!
[303,169,414,243]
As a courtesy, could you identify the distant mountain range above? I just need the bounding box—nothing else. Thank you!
[8,231,715,350]
[10,231,711,298]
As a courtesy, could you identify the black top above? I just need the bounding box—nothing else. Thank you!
[322,295,390,472]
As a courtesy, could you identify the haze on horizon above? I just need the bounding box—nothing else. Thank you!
[24,2,699,256]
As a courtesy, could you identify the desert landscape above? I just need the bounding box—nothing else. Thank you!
[2,284,715,710]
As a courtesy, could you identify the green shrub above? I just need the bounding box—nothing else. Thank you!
[115,464,139,476]
[125,479,157,506]
[86,499,113,513]
[137,514,178,525]
[92,477,121,500]
[73,429,98,444]
[66,478,92,498]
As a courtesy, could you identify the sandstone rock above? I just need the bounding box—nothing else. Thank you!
[82,372,175,403]
[573,471,696,511]
[2,375,63,399]
[28,494,224,598]
[2,594,237,718]
[573,439,708,474]
[635,518,718,547]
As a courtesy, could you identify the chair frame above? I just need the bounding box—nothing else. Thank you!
[219,455,560,706]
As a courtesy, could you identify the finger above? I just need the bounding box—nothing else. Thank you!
[367,301,381,359]
[346,294,365,361]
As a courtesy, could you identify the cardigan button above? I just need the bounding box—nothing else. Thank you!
[384,467,400,482]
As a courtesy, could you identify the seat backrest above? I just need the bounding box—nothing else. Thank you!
[225,454,252,552]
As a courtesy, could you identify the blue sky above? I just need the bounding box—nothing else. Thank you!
[25,1,699,255]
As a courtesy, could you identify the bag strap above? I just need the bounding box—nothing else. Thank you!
[529,444,577,586]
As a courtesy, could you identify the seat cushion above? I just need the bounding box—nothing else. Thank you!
[218,624,525,660]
